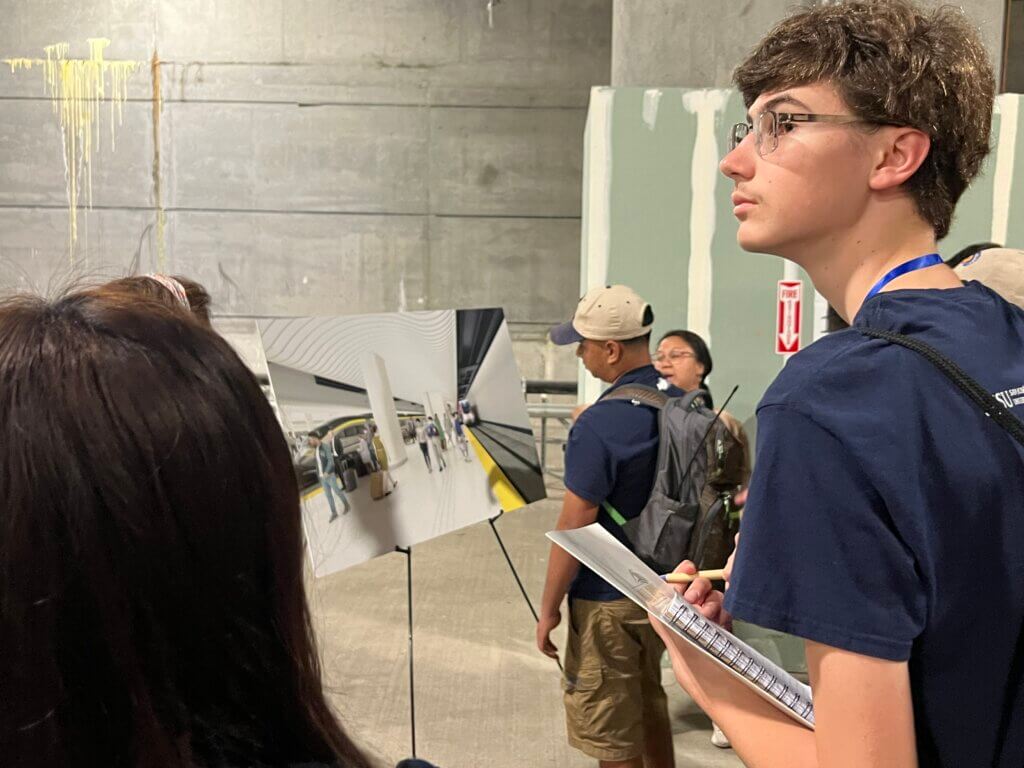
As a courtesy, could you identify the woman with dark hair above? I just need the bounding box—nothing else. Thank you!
[652,329,715,407]
[652,328,750,751]
[653,331,749,488]
[0,287,372,768]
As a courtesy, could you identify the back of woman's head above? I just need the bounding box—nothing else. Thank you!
[0,289,368,767]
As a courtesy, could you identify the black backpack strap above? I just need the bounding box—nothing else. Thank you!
[857,328,1024,759]
[598,385,665,527]
[859,327,1024,447]
[600,384,669,410]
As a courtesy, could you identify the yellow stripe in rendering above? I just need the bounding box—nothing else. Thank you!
[464,427,527,512]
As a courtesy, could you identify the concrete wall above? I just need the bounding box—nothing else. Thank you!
[612,0,1007,88]
[0,0,610,349]
[1008,0,1024,92]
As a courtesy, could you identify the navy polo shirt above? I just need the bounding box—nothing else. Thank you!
[725,282,1024,766]
[564,365,683,601]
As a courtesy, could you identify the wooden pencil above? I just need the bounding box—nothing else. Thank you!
[661,568,726,584]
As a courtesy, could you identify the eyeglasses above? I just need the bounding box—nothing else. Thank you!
[652,350,695,363]
[729,111,870,157]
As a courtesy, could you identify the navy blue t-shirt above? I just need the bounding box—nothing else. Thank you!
[564,365,683,601]
[725,282,1024,766]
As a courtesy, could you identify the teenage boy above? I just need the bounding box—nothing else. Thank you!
[538,285,679,768]
[652,2,1024,767]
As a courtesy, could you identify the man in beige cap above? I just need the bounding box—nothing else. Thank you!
[538,285,679,768]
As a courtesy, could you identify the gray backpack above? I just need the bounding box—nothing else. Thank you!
[599,385,746,573]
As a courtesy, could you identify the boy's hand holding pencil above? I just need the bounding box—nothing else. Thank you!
[658,532,739,631]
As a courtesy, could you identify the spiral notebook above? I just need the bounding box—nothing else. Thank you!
[547,523,815,729]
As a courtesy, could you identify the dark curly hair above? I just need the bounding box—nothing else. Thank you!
[733,0,995,240]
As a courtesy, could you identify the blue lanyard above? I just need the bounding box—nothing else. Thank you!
[864,253,944,301]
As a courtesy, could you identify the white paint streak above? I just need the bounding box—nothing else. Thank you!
[642,88,662,131]
[584,87,614,294]
[581,87,615,404]
[682,89,730,346]
[398,276,407,313]
[991,94,1020,246]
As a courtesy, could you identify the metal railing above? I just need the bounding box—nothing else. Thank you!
[526,389,577,480]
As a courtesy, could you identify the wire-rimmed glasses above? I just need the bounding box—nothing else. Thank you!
[652,349,695,364]
[729,111,869,156]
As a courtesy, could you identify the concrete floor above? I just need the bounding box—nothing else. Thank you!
[308,480,745,768]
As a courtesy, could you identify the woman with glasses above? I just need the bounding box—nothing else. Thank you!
[653,329,751,499]
[652,330,715,407]
[652,331,751,752]
[654,331,750,462]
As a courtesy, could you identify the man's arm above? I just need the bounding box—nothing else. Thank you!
[535,489,600,659]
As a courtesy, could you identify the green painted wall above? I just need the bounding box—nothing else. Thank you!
[583,88,1024,439]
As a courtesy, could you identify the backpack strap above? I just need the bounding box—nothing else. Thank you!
[858,327,1024,447]
[600,384,669,409]
[596,386,664,529]
[597,387,714,529]
[601,500,628,526]
[600,384,713,411]
[860,326,1024,760]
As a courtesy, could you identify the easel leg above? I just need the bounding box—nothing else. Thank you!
[488,513,563,672]
[395,546,417,758]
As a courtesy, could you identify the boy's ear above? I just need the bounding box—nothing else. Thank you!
[868,127,931,192]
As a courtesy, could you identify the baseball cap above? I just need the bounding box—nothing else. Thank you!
[549,284,654,345]
[954,248,1024,309]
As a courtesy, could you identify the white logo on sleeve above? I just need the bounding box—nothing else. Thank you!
[994,384,1024,409]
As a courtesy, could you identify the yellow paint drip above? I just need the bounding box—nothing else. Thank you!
[5,39,142,259]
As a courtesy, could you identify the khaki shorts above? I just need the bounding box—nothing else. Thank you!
[562,597,669,761]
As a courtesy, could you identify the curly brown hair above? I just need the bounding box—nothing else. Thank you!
[733,0,995,240]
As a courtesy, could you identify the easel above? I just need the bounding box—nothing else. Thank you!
[393,510,559,761]
[394,546,417,759]
[488,511,563,672]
